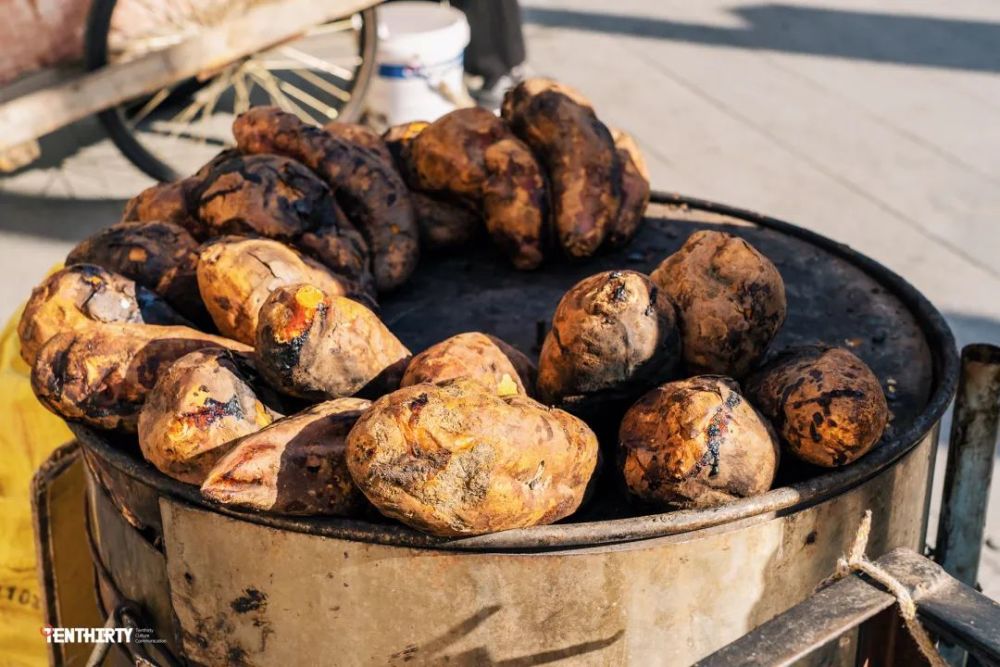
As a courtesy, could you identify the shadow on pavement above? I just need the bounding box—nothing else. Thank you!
[0,190,123,242]
[524,4,1000,73]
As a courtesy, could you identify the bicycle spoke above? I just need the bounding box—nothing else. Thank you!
[127,88,171,129]
[245,64,314,122]
[278,46,355,80]
[288,67,351,103]
[277,79,339,119]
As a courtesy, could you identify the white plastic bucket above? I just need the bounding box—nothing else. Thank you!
[367,2,471,126]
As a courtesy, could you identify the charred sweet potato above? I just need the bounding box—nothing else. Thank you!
[255,284,410,400]
[650,230,786,378]
[605,129,651,248]
[233,107,419,292]
[482,137,548,269]
[18,264,186,366]
[382,120,429,174]
[122,178,202,236]
[323,122,393,164]
[345,378,599,536]
[619,376,779,509]
[501,78,620,257]
[196,237,357,345]
[66,221,207,325]
[201,398,371,516]
[138,348,280,484]
[411,192,481,250]
[401,332,535,397]
[31,324,250,432]
[744,346,889,467]
[537,270,682,412]
[191,152,374,298]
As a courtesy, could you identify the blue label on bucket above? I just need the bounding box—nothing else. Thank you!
[378,53,464,79]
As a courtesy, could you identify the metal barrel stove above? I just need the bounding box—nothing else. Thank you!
[73,193,959,666]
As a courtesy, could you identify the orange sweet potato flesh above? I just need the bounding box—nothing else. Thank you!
[650,230,786,378]
[18,264,187,366]
[191,152,374,299]
[255,284,411,400]
[138,348,280,484]
[619,376,779,509]
[196,236,359,345]
[233,107,418,292]
[401,332,535,397]
[345,378,599,536]
[201,398,371,516]
[31,323,251,432]
[66,221,208,326]
[502,78,621,257]
[745,346,889,467]
[537,270,682,413]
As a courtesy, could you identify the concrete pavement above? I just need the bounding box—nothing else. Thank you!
[1,0,998,596]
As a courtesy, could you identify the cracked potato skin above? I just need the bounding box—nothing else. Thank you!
[255,284,411,400]
[482,137,548,270]
[537,270,682,413]
[233,107,419,292]
[502,78,621,257]
[619,376,779,509]
[66,220,208,325]
[401,332,535,397]
[650,230,786,378]
[201,398,371,516]
[744,346,889,467]
[605,129,651,248]
[196,237,358,345]
[138,349,280,484]
[191,152,374,299]
[18,264,187,366]
[30,324,251,432]
[345,378,599,537]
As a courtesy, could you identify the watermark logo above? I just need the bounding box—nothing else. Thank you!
[40,625,134,644]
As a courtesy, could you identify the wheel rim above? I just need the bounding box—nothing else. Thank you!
[88,0,376,181]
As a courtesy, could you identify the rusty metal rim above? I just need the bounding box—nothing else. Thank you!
[72,191,960,552]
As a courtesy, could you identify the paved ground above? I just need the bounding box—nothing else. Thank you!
[1,0,998,597]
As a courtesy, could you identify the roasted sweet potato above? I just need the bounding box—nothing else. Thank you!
[410,192,481,250]
[66,220,207,325]
[382,120,429,174]
[605,129,651,248]
[323,122,393,164]
[122,178,202,236]
[138,349,280,484]
[255,284,410,400]
[31,324,250,432]
[537,270,682,413]
[345,378,599,536]
[482,137,548,269]
[191,152,374,298]
[197,237,358,345]
[18,264,186,366]
[233,107,418,292]
[619,376,779,509]
[501,78,620,257]
[401,332,535,397]
[201,398,371,516]
[744,346,889,467]
[650,230,786,378]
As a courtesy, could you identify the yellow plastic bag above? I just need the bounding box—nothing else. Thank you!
[0,307,72,667]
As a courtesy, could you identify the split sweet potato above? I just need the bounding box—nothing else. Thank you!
[201,398,371,516]
[18,264,186,366]
[138,348,281,484]
[401,332,535,397]
[744,346,889,467]
[196,236,358,345]
[537,270,682,413]
[345,378,599,536]
[619,376,779,509]
[254,284,410,400]
[30,323,250,432]
[650,230,786,378]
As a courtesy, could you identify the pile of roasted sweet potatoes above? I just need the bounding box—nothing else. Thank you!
[20,79,889,538]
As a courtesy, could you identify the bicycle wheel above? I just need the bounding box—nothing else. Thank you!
[85,0,378,182]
